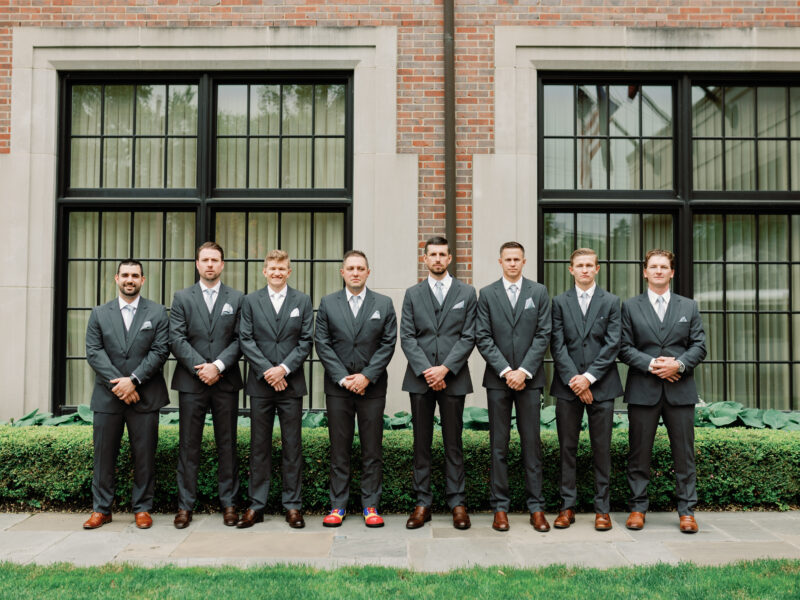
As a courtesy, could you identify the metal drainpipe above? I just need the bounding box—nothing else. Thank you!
[444,0,457,275]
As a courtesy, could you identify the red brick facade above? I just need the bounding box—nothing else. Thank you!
[2,1,799,280]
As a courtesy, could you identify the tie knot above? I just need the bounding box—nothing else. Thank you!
[581,292,588,300]
[509,284,518,294]
[124,304,135,313]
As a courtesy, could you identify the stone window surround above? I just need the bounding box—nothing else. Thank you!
[1,26,418,417]
[473,27,800,287]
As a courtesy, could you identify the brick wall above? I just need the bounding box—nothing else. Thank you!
[2,1,799,281]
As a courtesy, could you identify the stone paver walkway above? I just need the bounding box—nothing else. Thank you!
[1,511,799,571]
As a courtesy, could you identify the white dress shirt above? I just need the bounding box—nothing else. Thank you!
[575,284,598,385]
[427,273,453,303]
[267,284,291,375]
[339,288,369,387]
[198,281,226,374]
[498,277,533,380]
[646,288,684,373]
[119,295,142,384]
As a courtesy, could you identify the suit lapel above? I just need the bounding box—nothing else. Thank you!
[257,286,279,336]
[582,287,604,339]
[124,298,147,351]
[562,287,584,337]
[512,278,530,325]
[638,293,662,341]
[192,285,212,331]
[337,289,356,339]
[419,281,440,331]
[354,289,375,336]
[107,301,128,351]
[275,287,295,337]
[493,279,514,326]
[437,278,461,327]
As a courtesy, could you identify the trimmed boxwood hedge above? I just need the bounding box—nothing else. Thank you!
[0,425,797,512]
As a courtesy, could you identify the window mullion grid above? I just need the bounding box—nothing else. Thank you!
[722,213,728,404]
[572,85,578,189]
[278,85,284,190]
[131,85,138,189]
[96,210,104,307]
[163,85,170,189]
[311,84,317,189]
[754,214,761,408]
[99,86,106,188]
[754,86,760,191]
[309,210,316,409]
[161,211,168,306]
[790,215,796,410]
[245,85,251,190]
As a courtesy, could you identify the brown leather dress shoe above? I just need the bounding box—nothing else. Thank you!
[679,515,699,534]
[236,508,264,529]
[134,512,152,529]
[174,509,192,529]
[222,506,239,527]
[452,505,471,530]
[285,509,305,529]
[406,506,431,529]
[83,512,112,529]
[492,511,509,532]
[530,511,550,532]
[595,513,612,531]
[554,509,575,529]
[626,511,645,530]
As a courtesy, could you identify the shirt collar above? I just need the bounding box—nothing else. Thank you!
[428,273,453,292]
[346,288,367,303]
[502,277,523,292]
[199,280,221,295]
[269,285,288,299]
[575,283,596,299]
[648,288,671,306]
[118,295,141,311]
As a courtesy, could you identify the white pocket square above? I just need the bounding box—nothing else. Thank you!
[370,310,381,320]
[221,303,234,315]
[679,316,688,323]
[524,297,535,309]
[290,307,300,318]
[452,300,465,310]
[140,321,153,331]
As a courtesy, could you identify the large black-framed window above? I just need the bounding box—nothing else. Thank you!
[539,73,800,410]
[55,71,354,413]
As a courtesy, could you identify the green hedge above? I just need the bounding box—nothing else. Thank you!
[0,426,797,513]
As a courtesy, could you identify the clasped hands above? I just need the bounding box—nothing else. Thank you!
[263,365,288,392]
[343,373,371,396]
[109,377,139,405]
[424,365,449,391]
[568,374,594,405]
[650,356,682,382]
[194,362,221,386]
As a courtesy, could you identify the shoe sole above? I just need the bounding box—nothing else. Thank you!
[553,523,573,529]
[365,522,384,528]
[595,525,612,531]
[136,523,152,530]
[626,524,644,530]
[323,520,344,527]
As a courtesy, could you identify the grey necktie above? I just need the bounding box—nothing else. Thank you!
[350,294,361,317]
[204,288,216,313]
[122,304,135,331]
[433,281,444,306]
[580,291,589,316]
[656,296,666,322]
[508,283,518,308]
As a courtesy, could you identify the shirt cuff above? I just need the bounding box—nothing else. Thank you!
[519,367,533,379]
[582,372,597,385]
[280,363,290,375]
[213,359,226,373]
[499,366,511,378]
[338,377,347,386]
[648,358,657,372]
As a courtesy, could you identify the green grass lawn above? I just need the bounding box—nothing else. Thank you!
[1,561,798,600]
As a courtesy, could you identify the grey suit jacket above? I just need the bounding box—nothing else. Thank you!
[314,288,397,399]
[85,297,170,414]
[169,282,244,394]
[400,277,477,396]
[475,277,551,391]
[619,292,706,406]
[550,286,623,402]
[239,285,313,398]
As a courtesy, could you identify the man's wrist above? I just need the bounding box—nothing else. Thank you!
[676,359,686,373]
[212,359,225,373]
[582,371,597,385]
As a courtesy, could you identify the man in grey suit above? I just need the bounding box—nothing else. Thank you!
[476,241,552,532]
[83,259,169,530]
[236,249,313,530]
[550,248,623,532]
[170,242,244,529]
[314,250,397,528]
[620,249,706,534]
[401,236,477,530]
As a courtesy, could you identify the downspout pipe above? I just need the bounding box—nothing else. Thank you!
[444,0,457,275]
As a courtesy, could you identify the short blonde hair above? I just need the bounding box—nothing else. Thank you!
[570,248,598,266]
[264,249,290,268]
[644,249,674,269]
